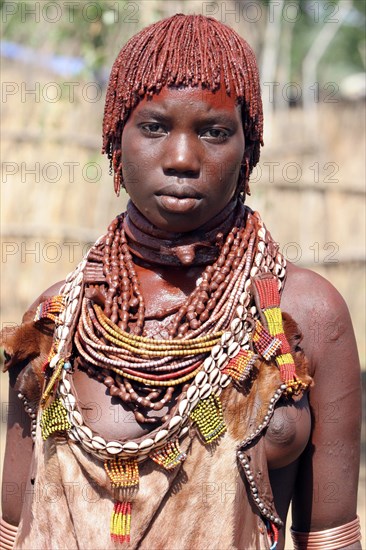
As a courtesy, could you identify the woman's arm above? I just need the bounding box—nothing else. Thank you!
[285,267,362,549]
[1,368,33,527]
[1,281,64,529]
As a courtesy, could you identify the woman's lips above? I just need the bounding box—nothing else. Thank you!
[157,194,201,213]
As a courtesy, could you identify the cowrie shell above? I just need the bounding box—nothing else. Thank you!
[106,442,123,455]
[65,270,75,283]
[155,429,168,444]
[71,410,83,426]
[211,345,222,359]
[64,394,76,411]
[139,438,154,451]
[250,266,258,277]
[236,305,245,319]
[179,426,189,438]
[64,312,73,327]
[228,341,240,358]
[49,354,60,369]
[77,425,93,440]
[209,367,221,386]
[203,356,215,373]
[58,310,66,324]
[214,386,223,397]
[258,241,266,254]
[92,436,106,450]
[178,399,189,416]
[187,385,199,402]
[169,415,182,430]
[62,378,71,393]
[199,383,212,399]
[221,331,233,345]
[61,326,70,341]
[74,272,83,286]
[59,383,68,397]
[58,283,66,295]
[255,253,263,267]
[123,441,139,453]
[217,353,228,369]
[195,371,208,388]
[220,374,231,388]
[70,286,81,301]
[230,318,243,334]
[258,228,266,240]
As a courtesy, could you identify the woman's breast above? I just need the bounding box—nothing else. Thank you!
[71,367,173,441]
[264,393,311,470]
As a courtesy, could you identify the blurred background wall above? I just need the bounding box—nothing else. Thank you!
[1,0,365,541]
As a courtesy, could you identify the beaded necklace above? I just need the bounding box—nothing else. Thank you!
[37,204,306,545]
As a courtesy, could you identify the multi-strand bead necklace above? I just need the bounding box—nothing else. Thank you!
[73,202,259,424]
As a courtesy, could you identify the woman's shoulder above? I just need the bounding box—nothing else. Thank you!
[1,280,64,386]
[281,262,358,376]
[282,262,349,316]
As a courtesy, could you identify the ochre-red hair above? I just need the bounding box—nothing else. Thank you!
[102,14,263,195]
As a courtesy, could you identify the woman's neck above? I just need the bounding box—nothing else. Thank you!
[123,198,245,267]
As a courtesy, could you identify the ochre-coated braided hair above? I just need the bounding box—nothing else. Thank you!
[102,14,263,197]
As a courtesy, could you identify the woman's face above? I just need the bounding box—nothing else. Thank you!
[121,85,245,232]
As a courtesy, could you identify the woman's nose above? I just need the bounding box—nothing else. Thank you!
[162,133,201,177]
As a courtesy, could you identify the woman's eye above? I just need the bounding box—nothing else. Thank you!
[201,128,230,142]
[140,123,166,136]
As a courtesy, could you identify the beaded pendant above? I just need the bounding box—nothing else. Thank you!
[252,276,306,395]
[104,458,139,544]
[40,397,71,440]
[150,439,187,470]
[222,348,258,388]
[189,393,226,444]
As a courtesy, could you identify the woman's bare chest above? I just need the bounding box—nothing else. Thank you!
[72,367,311,470]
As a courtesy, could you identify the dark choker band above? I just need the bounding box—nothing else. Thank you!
[123,199,246,267]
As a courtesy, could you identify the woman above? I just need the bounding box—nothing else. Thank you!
[0,14,361,550]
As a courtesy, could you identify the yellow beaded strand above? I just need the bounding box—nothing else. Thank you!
[109,364,203,387]
[94,304,223,354]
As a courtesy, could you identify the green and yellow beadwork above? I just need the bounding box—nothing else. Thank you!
[40,397,71,440]
[190,394,226,444]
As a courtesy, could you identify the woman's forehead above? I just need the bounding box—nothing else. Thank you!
[131,85,241,117]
